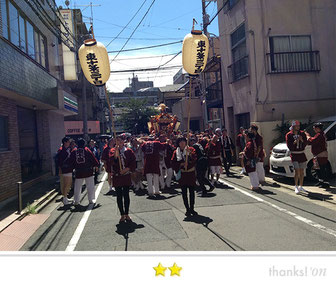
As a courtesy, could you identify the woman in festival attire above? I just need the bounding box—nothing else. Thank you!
[109,135,136,223]
[240,132,260,191]
[171,136,198,217]
[205,135,222,185]
[101,138,115,192]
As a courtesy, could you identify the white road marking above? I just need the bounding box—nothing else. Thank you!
[65,173,108,251]
[222,180,336,238]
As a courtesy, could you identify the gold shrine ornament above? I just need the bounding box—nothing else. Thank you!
[78,39,110,86]
[182,30,209,75]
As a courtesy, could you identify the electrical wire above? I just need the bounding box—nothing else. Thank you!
[106,0,147,47]
[110,65,182,73]
[109,0,157,63]
[107,40,182,53]
[112,52,179,61]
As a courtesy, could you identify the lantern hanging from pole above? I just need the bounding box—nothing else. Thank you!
[78,39,110,86]
[182,30,209,75]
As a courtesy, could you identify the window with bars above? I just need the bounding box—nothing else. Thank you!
[268,35,320,73]
[228,23,248,82]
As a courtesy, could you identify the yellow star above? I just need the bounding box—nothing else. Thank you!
[153,263,167,277]
[169,263,182,276]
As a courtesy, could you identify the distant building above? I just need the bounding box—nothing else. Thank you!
[173,68,188,84]
[123,76,154,93]
[158,84,185,113]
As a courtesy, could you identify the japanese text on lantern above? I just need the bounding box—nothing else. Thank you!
[194,40,206,73]
[86,53,103,85]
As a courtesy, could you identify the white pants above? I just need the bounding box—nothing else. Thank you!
[146,173,160,195]
[256,162,265,182]
[165,167,173,188]
[74,176,95,203]
[159,164,166,189]
[248,171,259,188]
[210,166,221,175]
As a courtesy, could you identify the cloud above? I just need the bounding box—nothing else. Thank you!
[106,52,183,93]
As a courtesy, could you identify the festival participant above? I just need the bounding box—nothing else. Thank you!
[306,123,330,188]
[206,135,222,185]
[101,138,115,192]
[129,138,144,192]
[65,138,100,206]
[236,127,246,174]
[110,135,136,223]
[89,140,100,184]
[240,132,260,191]
[286,121,308,194]
[158,135,168,191]
[219,128,235,177]
[57,137,73,205]
[250,124,266,185]
[171,136,198,217]
[164,138,175,190]
[190,136,214,196]
[141,136,166,198]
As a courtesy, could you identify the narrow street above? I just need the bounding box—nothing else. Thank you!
[21,171,336,251]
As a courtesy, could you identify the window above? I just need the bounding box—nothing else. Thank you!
[1,0,9,39]
[19,14,26,52]
[326,124,336,141]
[269,35,319,73]
[229,0,239,9]
[1,1,47,68]
[26,21,35,59]
[229,23,248,82]
[0,116,9,151]
[8,1,19,47]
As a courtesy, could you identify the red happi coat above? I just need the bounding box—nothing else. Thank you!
[66,147,100,178]
[141,141,166,175]
[109,147,136,187]
[164,143,175,169]
[101,145,112,173]
[255,133,265,162]
[205,140,222,166]
[243,141,257,174]
[57,146,73,174]
[171,147,197,186]
[307,132,328,165]
[286,130,308,163]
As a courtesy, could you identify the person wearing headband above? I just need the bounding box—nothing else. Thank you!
[286,121,308,194]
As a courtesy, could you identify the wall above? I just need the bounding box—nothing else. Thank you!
[0,96,21,201]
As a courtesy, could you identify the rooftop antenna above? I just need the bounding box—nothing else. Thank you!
[77,2,101,38]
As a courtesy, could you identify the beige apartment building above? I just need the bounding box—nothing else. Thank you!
[217,0,336,163]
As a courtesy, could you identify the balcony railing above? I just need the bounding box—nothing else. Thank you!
[267,51,320,74]
[228,55,249,83]
[206,81,222,102]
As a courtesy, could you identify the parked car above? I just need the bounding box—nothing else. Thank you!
[270,116,336,180]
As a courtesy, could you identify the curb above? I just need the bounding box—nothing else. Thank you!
[0,188,60,233]
[229,167,336,206]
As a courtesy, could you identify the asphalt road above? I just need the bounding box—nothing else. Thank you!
[21,172,336,251]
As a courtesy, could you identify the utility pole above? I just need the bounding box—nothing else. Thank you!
[82,71,89,141]
[201,0,210,129]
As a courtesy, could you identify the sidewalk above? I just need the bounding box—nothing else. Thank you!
[229,166,336,205]
[0,175,60,231]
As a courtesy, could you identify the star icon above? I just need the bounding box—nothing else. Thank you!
[169,263,182,276]
[153,263,167,277]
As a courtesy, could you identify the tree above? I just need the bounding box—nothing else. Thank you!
[117,98,159,134]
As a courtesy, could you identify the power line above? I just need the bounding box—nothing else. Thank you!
[97,35,182,41]
[110,65,182,73]
[110,0,157,63]
[112,52,180,61]
[106,0,148,48]
[107,40,182,53]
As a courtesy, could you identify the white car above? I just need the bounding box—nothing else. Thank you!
[270,117,336,180]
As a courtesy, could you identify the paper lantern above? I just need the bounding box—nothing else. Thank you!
[182,30,209,75]
[78,39,110,86]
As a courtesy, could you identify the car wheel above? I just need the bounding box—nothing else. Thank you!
[306,160,318,181]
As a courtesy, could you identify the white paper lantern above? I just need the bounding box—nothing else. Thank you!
[78,39,110,86]
[182,30,209,75]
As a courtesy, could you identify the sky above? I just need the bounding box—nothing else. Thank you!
[57,0,219,92]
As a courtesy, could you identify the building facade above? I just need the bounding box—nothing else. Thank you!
[217,0,336,163]
[0,0,79,201]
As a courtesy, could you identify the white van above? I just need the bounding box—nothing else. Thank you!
[270,116,336,180]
